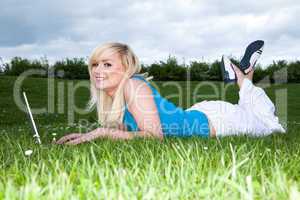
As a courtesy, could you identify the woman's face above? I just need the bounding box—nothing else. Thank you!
[91,51,126,96]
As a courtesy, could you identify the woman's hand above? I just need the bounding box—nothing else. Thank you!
[54,127,161,146]
[55,128,107,145]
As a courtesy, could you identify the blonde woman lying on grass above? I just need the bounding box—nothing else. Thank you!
[56,41,285,145]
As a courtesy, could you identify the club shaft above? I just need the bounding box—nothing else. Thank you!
[23,92,41,144]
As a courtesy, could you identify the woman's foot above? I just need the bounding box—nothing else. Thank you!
[240,40,264,74]
[221,56,254,86]
[221,55,237,83]
[221,55,254,88]
[246,69,254,81]
[231,63,253,89]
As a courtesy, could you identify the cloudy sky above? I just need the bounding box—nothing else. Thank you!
[0,0,299,67]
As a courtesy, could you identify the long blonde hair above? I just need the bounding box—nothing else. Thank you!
[87,42,153,129]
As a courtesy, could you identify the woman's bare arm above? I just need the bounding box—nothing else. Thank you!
[56,78,165,145]
[55,127,163,145]
[123,78,164,138]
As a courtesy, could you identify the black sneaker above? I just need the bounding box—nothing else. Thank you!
[240,40,264,74]
[221,55,236,83]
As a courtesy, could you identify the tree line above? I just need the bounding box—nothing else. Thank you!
[1,55,299,83]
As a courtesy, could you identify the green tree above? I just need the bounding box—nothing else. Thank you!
[147,55,187,81]
[266,60,287,83]
[189,61,210,81]
[288,61,300,83]
[148,63,162,81]
[6,57,44,76]
[53,58,89,79]
[208,60,222,81]
[159,55,186,81]
[252,65,269,83]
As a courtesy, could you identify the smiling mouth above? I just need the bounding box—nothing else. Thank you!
[95,76,106,81]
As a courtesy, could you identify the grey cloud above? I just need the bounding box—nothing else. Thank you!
[0,0,299,66]
[0,0,129,46]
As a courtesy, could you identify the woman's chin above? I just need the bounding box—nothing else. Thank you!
[94,83,106,90]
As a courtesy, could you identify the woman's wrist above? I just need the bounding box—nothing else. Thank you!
[86,127,107,137]
[95,127,134,140]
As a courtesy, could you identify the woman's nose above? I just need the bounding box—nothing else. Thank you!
[94,64,104,73]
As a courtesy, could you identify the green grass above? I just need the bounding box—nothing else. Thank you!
[1,76,300,199]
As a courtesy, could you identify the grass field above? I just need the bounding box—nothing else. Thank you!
[1,76,300,199]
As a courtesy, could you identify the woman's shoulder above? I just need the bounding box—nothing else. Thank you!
[125,74,149,90]
[124,74,155,104]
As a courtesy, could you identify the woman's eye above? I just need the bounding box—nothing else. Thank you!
[104,63,112,67]
[92,63,98,67]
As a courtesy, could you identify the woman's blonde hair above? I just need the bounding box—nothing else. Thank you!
[87,42,153,129]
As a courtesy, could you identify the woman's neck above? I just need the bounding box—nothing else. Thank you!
[105,87,117,98]
[105,76,129,98]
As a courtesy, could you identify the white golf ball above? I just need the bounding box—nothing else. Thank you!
[25,150,33,156]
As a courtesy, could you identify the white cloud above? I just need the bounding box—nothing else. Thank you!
[0,0,299,67]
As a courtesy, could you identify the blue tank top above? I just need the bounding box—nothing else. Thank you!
[122,74,210,137]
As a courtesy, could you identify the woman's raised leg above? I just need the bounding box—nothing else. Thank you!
[232,65,285,134]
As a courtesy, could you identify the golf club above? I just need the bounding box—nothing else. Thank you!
[23,91,42,144]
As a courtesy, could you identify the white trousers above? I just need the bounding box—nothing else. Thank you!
[185,78,286,137]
